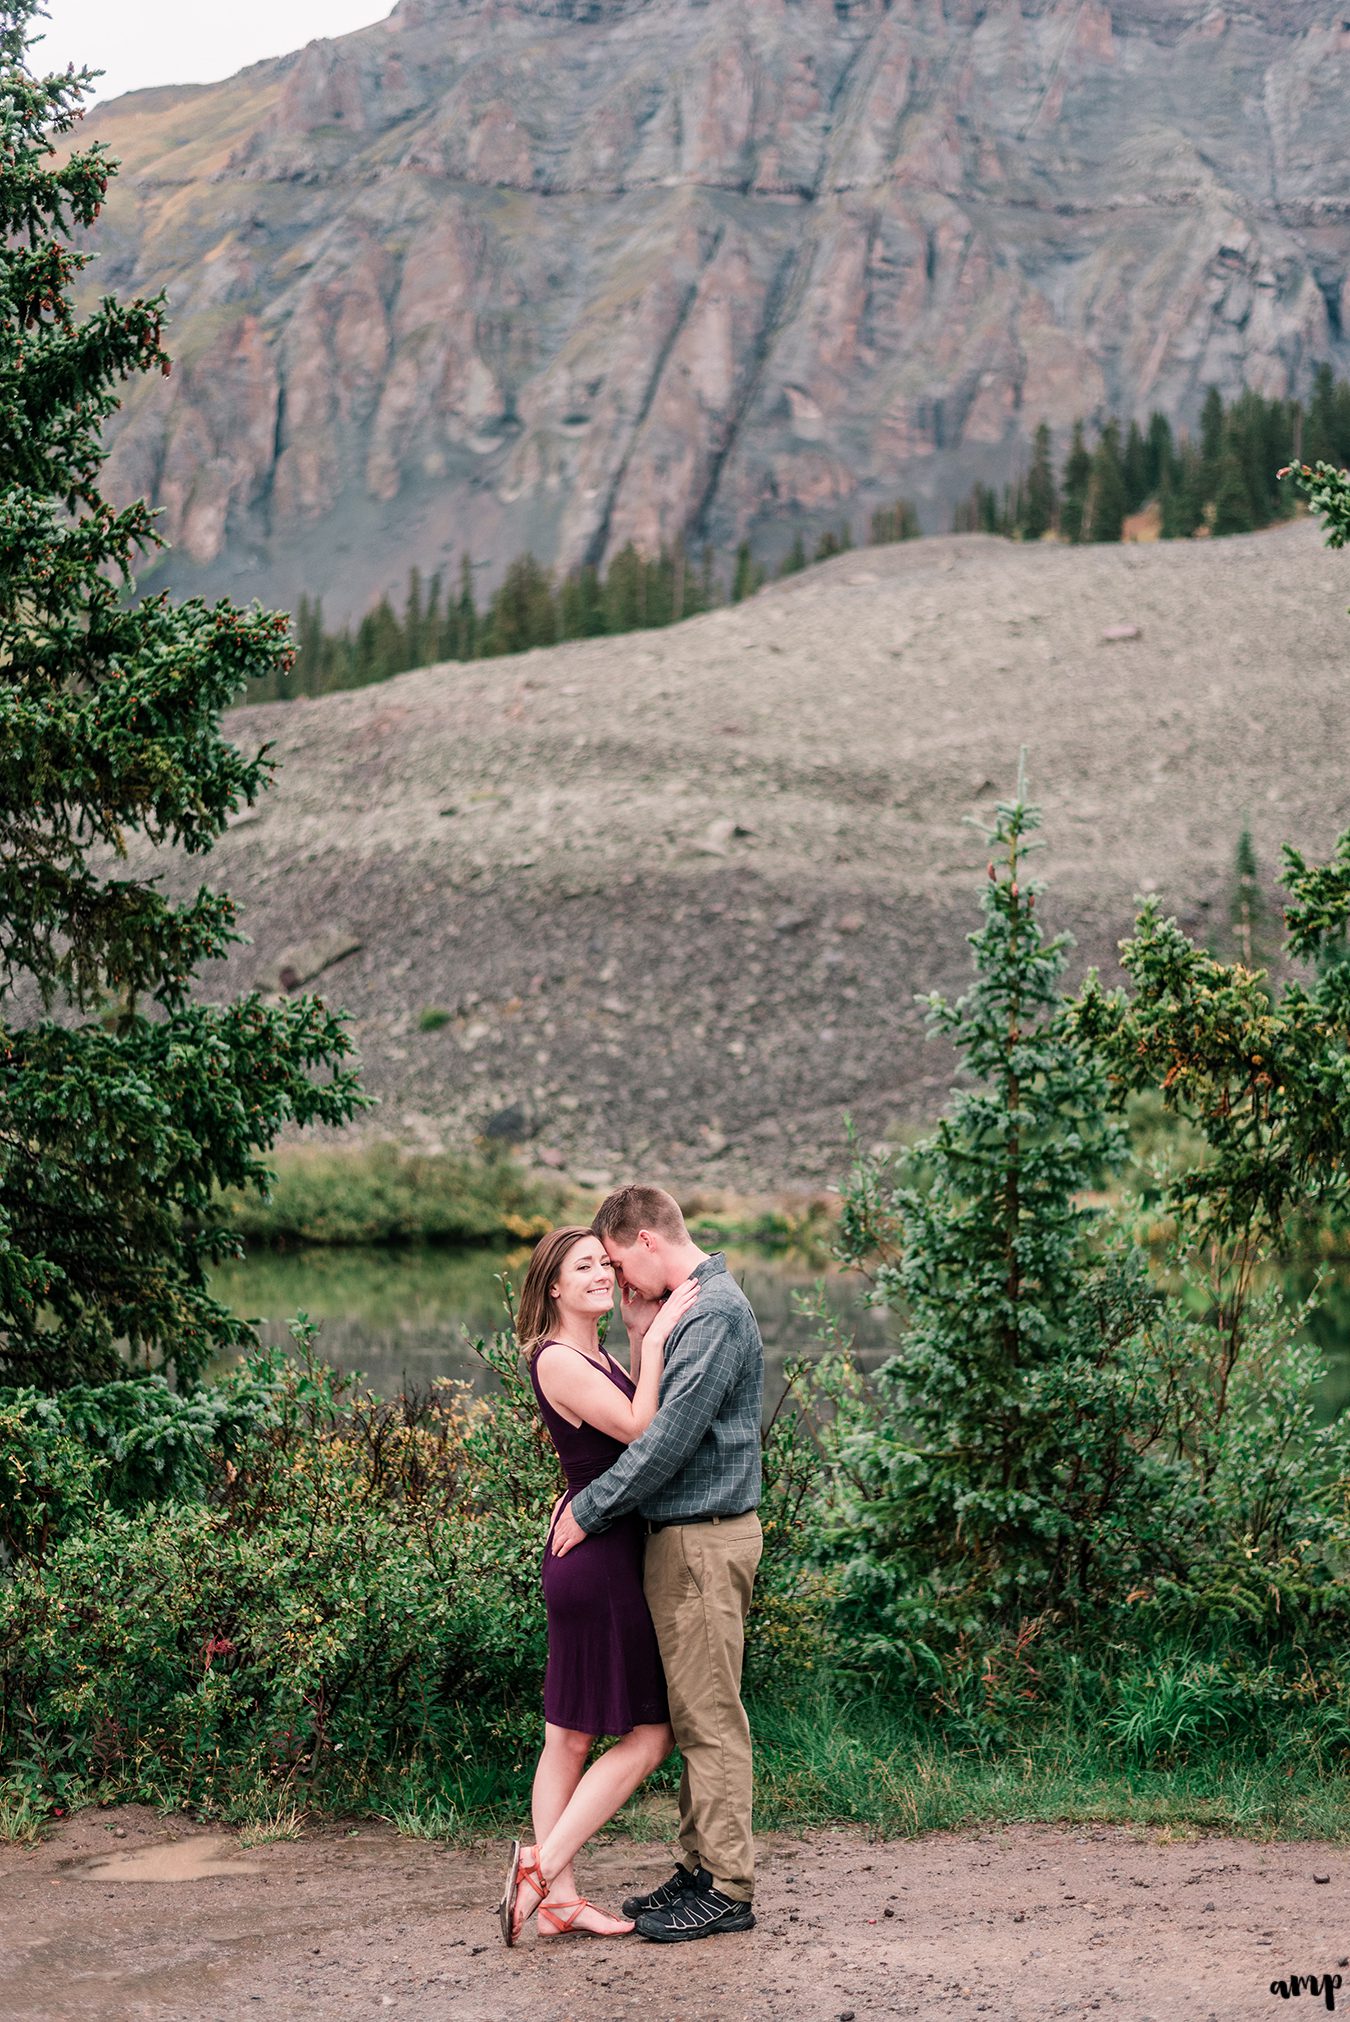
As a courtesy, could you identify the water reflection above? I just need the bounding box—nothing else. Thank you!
[209,1244,895,1416]
[209,1246,1350,1424]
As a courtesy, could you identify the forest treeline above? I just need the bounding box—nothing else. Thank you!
[266,499,920,702]
[265,373,1350,702]
[953,366,1350,542]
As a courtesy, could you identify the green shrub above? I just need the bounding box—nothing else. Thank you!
[0,1344,555,1817]
[1101,1657,1281,1766]
[0,1402,104,1565]
[0,1310,836,1823]
[417,1008,451,1033]
[221,1142,559,1248]
[0,1366,285,1553]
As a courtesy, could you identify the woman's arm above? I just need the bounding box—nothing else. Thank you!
[535,1280,699,1444]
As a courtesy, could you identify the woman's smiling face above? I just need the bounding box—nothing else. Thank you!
[550,1236,616,1323]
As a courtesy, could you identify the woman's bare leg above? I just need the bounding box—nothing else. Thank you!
[516,1722,674,1938]
[530,1724,590,1916]
[537,1723,673,1882]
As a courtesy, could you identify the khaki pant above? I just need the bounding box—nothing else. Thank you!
[643,1511,762,1902]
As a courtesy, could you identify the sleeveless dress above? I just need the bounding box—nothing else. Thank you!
[530,1344,670,1737]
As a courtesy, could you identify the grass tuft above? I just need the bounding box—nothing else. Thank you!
[237,1802,306,1847]
[381,1791,466,1841]
[749,1685,1350,1843]
[0,1787,49,1845]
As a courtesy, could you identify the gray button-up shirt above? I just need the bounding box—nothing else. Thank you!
[568,1252,764,1533]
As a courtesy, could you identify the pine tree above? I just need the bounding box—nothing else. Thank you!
[603,542,645,630]
[294,593,323,691]
[1229,825,1264,970]
[1305,364,1340,468]
[1022,423,1057,540]
[423,570,443,665]
[353,595,401,681]
[869,500,920,545]
[731,539,763,602]
[560,563,606,639]
[1199,383,1225,478]
[644,546,676,628]
[403,566,423,668]
[483,553,558,654]
[669,537,691,621]
[1085,421,1126,542]
[779,530,808,576]
[1334,382,1350,468]
[0,5,364,1388]
[1122,418,1149,514]
[1168,441,1208,538]
[699,542,718,610]
[453,552,477,660]
[1225,390,1277,528]
[1145,410,1176,497]
[1211,451,1255,536]
[1060,421,1092,543]
[826,777,1132,1643]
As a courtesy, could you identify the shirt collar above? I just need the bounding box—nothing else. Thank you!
[691,1251,727,1283]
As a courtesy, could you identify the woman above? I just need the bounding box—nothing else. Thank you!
[498,1225,697,1945]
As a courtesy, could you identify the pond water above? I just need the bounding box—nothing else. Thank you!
[208,1245,1350,1422]
[208,1244,896,1416]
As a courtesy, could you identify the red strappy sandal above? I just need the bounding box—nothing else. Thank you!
[538,1898,635,1939]
[498,1840,550,1947]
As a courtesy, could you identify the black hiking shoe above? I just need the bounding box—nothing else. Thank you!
[621,1864,707,1920]
[634,1884,756,1943]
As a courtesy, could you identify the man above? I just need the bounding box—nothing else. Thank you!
[549,1182,764,1943]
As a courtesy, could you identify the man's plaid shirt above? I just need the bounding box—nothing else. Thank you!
[568,1252,764,1533]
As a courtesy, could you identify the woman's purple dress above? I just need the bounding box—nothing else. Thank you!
[530,1344,669,1737]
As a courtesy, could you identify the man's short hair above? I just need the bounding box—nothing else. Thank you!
[592,1183,688,1248]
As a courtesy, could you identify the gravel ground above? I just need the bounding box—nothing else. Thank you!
[102,519,1350,1188]
[4,1804,1349,2021]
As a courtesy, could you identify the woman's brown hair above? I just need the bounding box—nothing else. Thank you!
[516,1225,601,1357]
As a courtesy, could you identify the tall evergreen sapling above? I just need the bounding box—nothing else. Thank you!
[1211,452,1255,537]
[1060,422,1091,543]
[1228,825,1264,970]
[0,5,364,1389]
[1085,421,1126,542]
[1022,422,1057,541]
[823,785,1149,1666]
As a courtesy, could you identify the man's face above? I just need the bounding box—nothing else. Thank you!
[600,1231,668,1302]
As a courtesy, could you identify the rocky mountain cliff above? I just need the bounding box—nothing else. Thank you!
[77,0,1350,620]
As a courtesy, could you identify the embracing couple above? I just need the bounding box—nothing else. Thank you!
[498,1183,764,1947]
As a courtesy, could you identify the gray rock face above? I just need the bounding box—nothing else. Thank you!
[79,0,1350,619]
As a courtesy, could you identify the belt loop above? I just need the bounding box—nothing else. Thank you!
[711,1515,720,1525]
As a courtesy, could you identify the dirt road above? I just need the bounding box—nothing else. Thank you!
[4,1805,1346,2022]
